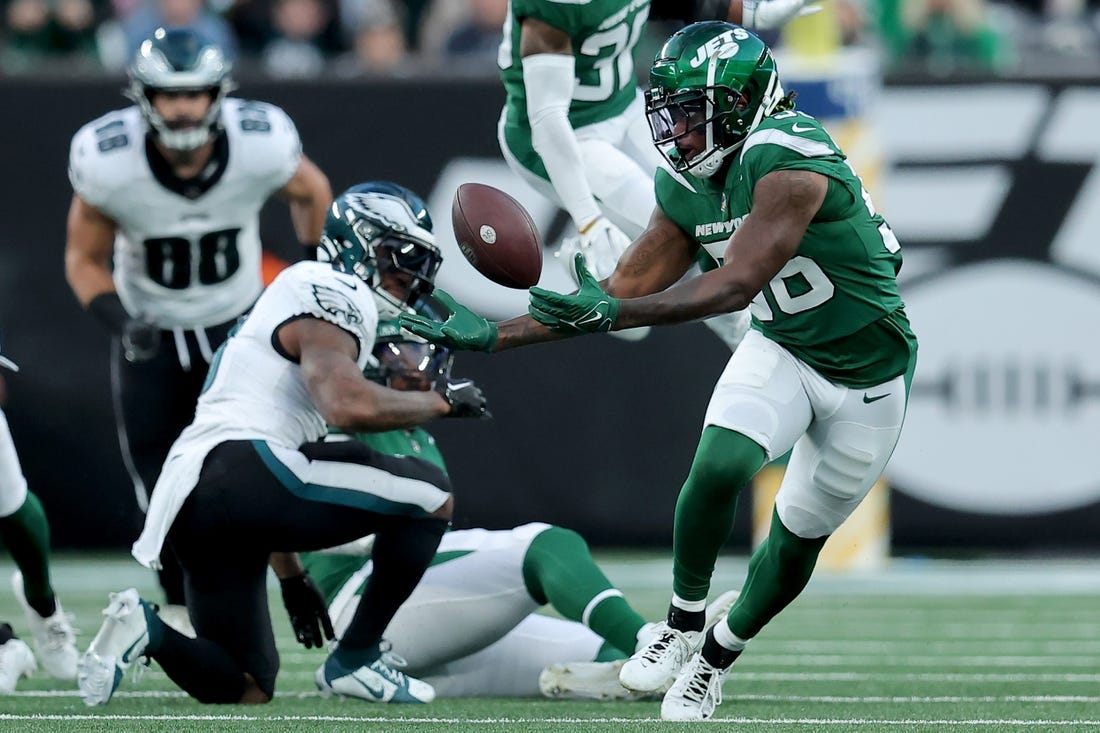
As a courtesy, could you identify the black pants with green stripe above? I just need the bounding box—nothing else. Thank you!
[165,439,451,699]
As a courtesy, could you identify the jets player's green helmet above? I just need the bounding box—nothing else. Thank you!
[125,27,235,151]
[319,182,443,319]
[645,22,785,178]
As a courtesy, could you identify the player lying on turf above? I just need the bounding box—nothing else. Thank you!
[77,182,487,707]
[300,322,739,700]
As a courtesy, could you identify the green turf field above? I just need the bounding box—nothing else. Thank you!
[2,554,1098,732]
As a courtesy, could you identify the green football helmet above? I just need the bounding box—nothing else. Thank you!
[319,182,442,320]
[645,22,785,178]
[125,27,235,151]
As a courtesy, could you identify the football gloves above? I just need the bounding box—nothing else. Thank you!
[557,215,631,284]
[399,291,498,352]
[122,319,160,363]
[437,377,490,419]
[279,573,335,649]
[743,0,824,31]
[529,253,620,335]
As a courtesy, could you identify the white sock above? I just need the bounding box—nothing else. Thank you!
[671,594,706,613]
[712,617,750,652]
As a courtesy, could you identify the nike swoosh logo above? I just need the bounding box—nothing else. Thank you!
[862,393,891,404]
[337,279,358,291]
[791,123,815,133]
[351,670,387,699]
[577,303,610,327]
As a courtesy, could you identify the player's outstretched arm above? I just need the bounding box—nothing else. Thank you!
[279,316,452,430]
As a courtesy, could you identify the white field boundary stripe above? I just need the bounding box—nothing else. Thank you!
[11,691,1100,703]
[1,715,1099,726]
[276,652,1100,667]
[295,669,1100,683]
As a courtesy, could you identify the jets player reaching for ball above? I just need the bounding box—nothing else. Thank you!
[77,183,488,708]
[301,321,739,700]
[0,350,79,689]
[64,28,332,622]
[498,0,819,345]
[404,23,918,721]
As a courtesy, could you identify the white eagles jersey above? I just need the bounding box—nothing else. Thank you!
[133,262,379,568]
[189,261,380,450]
[67,98,302,328]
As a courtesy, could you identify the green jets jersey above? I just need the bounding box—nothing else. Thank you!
[655,111,917,388]
[499,0,650,175]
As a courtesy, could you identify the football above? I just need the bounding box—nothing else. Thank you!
[451,183,542,289]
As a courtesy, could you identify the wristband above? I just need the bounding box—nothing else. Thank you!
[88,292,130,335]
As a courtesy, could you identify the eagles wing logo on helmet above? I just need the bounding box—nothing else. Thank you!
[312,284,364,327]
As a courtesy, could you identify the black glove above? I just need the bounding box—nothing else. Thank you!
[438,378,490,419]
[122,319,160,363]
[88,293,160,363]
[279,573,335,649]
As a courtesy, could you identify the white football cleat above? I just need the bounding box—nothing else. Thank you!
[0,635,37,694]
[78,588,154,706]
[11,571,78,680]
[618,622,701,693]
[316,642,434,704]
[661,651,727,721]
[539,659,659,701]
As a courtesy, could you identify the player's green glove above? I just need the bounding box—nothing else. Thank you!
[528,253,620,335]
[400,290,498,352]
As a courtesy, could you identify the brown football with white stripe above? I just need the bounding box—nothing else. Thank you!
[451,183,542,289]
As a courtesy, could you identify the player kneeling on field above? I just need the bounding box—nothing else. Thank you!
[77,182,487,706]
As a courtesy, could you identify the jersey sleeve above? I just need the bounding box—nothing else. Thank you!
[739,114,847,188]
[510,0,586,35]
[230,100,303,192]
[273,263,379,362]
[67,115,130,210]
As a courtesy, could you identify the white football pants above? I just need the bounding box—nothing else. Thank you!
[703,330,909,539]
[0,409,28,518]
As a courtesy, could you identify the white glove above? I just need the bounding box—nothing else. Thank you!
[743,0,825,31]
[556,215,632,284]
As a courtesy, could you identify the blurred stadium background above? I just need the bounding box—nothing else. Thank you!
[1,0,1096,556]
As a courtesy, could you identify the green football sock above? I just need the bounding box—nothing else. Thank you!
[672,427,766,603]
[726,508,827,640]
[0,492,56,617]
[522,526,646,656]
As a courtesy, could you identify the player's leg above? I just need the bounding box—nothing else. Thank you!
[665,366,910,721]
[0,408,77,679]
[521,525,648,658]
[111,337,192,609]
[426,614,607,698]
[622,332,811,693]
[254,440,450,702]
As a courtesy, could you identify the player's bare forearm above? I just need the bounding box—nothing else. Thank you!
[281,155,332,246]
[492,313,572,351]
[269,552,304,580]
[615,170,825,330]
[65,194,118,305]
[606,207,697,298]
